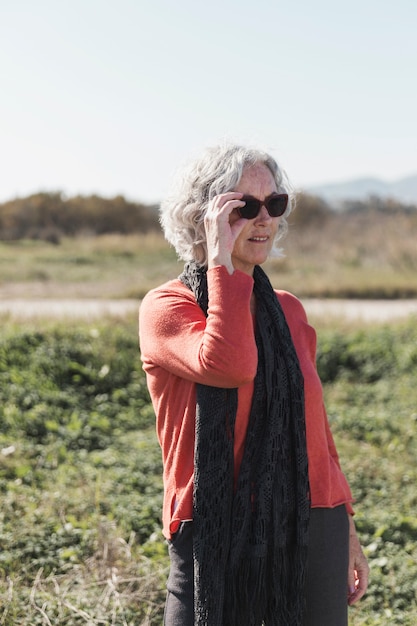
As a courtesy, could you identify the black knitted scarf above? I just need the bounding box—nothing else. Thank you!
[179,262,310,626]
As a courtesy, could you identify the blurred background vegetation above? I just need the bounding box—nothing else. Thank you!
[1,191,417,624]
[1,191,417,300]
[1,190,416,244]
[0,193,160,242]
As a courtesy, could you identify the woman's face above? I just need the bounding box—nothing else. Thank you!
[229,163,281,276]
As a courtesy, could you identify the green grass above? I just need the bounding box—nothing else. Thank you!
[0,318,167,624]
[0,319,417,626]
[316,323,417,624]
[0,315,416,624]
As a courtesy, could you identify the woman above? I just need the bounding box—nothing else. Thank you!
[139,143,369,625]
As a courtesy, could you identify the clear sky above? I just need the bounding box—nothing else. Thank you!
[1,0,416,204]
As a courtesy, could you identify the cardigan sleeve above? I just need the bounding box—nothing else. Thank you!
[139,265,258,388]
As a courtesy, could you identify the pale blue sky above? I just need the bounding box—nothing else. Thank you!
[1,0,416,203]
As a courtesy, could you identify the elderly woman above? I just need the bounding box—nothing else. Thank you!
[139,143,369,626]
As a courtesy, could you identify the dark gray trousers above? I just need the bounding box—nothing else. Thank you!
[164,505,349,626]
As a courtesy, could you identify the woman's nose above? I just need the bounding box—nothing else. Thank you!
[255,204,272,222]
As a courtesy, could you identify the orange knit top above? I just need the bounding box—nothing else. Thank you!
[139,266,354,539]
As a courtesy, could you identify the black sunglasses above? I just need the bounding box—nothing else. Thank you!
[237,193,289,219]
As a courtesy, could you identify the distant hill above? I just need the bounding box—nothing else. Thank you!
[305,173,417,205]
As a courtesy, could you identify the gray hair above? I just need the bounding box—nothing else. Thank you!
[160,142,294,267]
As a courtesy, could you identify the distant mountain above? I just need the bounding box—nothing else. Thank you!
[304,173,417,205]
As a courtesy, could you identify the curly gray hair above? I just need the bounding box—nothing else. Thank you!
[160,142,294,267]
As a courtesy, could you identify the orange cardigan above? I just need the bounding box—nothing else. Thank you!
[139,266,354,539]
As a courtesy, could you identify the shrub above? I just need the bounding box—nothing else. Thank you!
[1,318,417,624]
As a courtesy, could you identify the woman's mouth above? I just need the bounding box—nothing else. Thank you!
[249,236,269,242]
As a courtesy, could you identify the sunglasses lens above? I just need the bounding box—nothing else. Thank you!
[268,194,288,217]
[238,194,288,219]
[238,199,260,219]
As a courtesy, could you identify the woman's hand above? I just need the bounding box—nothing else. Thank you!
[347,515,369,605]
[204,192,246,274]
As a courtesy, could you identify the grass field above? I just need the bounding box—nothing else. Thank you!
[1,225,417,624]
[0,234,178,300]
[0,313,416,625]
[1,204,417,301]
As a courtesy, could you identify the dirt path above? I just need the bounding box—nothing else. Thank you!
[302,299,417,322]
[1,298,417,322]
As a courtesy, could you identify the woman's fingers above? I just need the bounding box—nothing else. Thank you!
[347,517,370,605]
[205,192,245,272]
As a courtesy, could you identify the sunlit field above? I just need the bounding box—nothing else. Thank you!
[1,210,417,624]
[1,205,417,300]
[1,315,416,624]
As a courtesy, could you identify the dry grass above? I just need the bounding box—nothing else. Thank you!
[264,210,417,297]
[0,234,182,300]
[1,210,417,300]
[0,522,168,626]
